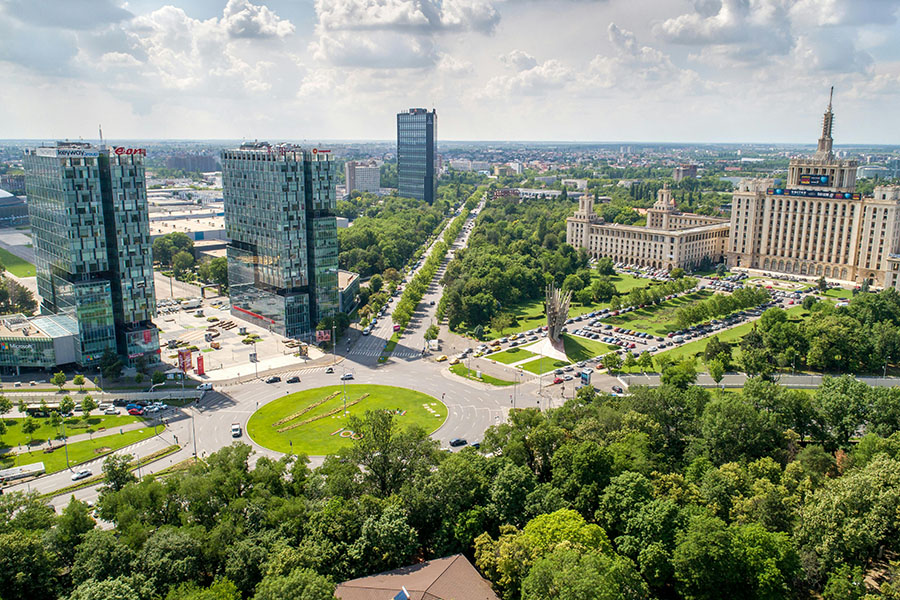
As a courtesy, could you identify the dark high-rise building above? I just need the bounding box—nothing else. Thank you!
[222,143,338,338]
[397,108,437,204]
[23,142,159,367]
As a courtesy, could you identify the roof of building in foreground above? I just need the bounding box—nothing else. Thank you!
[334,554,499,600]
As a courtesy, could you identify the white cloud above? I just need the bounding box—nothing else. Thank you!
[500,49,537,70]
[483,58,572,97]
[789,0,900,26]
[314,0,499,33]
[0,0,133,30]
[222,0,295,38]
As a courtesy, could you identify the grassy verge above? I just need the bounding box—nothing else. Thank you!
[562,334,618,362]
[520,356,570,375]
[247,384,446,455]
[42,444,180,498]
[0,426,164,473]
[602,291,713,336]
[488,347,537,364]
[0,247,35,277]
[449,363,516,386]
[1,415,144,449]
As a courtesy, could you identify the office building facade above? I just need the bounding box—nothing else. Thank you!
[223,143,338,339]
[23,142,158,367]
[397,108,437,203]
[567,186,730,270]
[344,160,381,194]
[727,93,900,287]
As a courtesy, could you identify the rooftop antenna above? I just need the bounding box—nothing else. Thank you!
[828,85,833,112]
[99,124,104,145]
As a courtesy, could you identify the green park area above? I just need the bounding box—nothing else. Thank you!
[602,290,713,336]
[0,247,36,277]
[619,305,809,373]
[520,356,570,375]
[0,414,144,449]
[0,425,163,473]
[477,273,651,340]
[515,334,616,374]
[247,384,447,455]
[487,347,537,364]
[449,363,516,386]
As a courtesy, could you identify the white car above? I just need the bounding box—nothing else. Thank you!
[71,469,92,481]
[197,383,213,391]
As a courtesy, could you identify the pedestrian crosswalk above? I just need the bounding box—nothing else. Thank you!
[347,347,422,359]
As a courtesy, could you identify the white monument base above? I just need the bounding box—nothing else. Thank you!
[530,337,568,362]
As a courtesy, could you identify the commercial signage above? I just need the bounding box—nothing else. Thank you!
[178,348,192,372]
[143,330,152,344]
[311,148,330,154]
[316,329,331,342]
[767,188,860,201]
[196,355,205,376]
[34,147,99,158]
[799,174,830,186]
[7,343,34,351]
[113,147,147,156]
[233,305,275,324]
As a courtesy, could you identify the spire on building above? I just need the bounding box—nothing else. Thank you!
[816,86,834,159]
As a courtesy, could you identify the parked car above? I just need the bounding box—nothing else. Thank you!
[104,407,119,415]
[553,377,564,384]
[197,383,213,391]
[325,366,334,374]
[71,469,92,481]
[287,376,301,383]
[436,355,448,362]
[128,408,144,416]
[265,376,281,384]
[449,438,468,447]
[612,385,624,394]
[340,373,354,381]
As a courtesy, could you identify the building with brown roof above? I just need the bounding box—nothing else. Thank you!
[334,554,499,600]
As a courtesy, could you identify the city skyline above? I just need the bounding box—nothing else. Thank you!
[1,0,898,144]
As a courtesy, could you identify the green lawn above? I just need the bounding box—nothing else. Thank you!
[488,347,537,364]
[449,363,516,386]
[824,288,853,299]
[1,414,144,449]
[562,334,618,362]
[0,426,164,473]
[621,305,809,372]
[602,291,713,336]
[0,247,36,277]
[462,273,652,340]
[247,385,447,455]
[520,356,571,375]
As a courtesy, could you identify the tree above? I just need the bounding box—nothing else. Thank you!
[490,313,514,335]
[596,256,615,276]
[45,497,95,565]
[172,251,195,278]
[660,359,698,390]
[152,371,166,386]
[344,410,440,497]
[716,263,727,278]
[73,374,85,391]
[100,349,123,381]
[817,276,828,293]
[101,453,137,493]
[368,274,383,293]
[71,530,135,586]
[166,579,242,600]
[698,395,783,464]
[197,256,228,289]
[51,371,67,390]
[60,395,75,415]
[623,352,637,372]
[81,396,97,423]
[22,416,38,446]
[522,548,650,600]
[638,351,654,373]
[812,375,871,448]
[424,324,439,341]
[140,526,206,597]
[134,373,144,384]
[253,568,334,600]
[670,267,685,279]
[0,531,61,600]
[708,359,725,389]
[603,352,622,374]
[591,277,616,302]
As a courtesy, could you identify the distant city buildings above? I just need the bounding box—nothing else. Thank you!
[344,159,381,194]
[727,93,900,288]
[165,153,219,172]
[0,174,25,195]
[561,178,588,191]
[23,142,159,367]
[673,164,698,182]
[222,142,338,338]
[567,186,730,270]
[397,108,437,204]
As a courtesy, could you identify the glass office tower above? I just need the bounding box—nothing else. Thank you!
[222,143,338,339]
[397,108,437,204]
[24,142,158,367]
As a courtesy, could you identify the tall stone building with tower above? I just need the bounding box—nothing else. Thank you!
[727,90,900,287]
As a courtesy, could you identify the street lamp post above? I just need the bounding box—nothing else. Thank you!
[252,340,258,379]
[61,419,70,471]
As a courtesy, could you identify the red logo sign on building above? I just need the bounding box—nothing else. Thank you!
[113,147,147,156]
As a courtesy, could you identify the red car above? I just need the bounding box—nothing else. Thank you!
[553,377,564,384]
[128,408,144,416]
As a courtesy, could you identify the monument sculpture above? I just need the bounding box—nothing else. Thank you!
[545,284,571,346]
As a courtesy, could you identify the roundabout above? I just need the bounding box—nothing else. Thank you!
[246,384,448,455]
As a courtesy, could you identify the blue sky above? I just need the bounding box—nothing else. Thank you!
[1,0,898,143]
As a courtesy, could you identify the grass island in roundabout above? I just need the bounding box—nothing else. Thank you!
[247,384,448,455]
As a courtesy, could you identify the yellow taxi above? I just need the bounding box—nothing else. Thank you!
[449,357,460,365]
[436,355,448,362]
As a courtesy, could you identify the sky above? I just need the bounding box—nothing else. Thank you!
[1,0,899,144]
